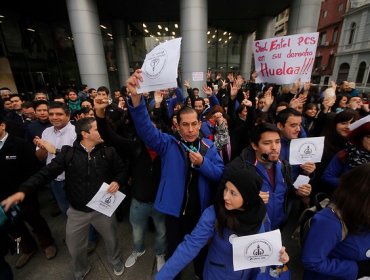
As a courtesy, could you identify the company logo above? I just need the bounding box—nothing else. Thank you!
[143,48,167,79]
[298,141,318,161]
[98,193,116,209]
[244,239,273,263]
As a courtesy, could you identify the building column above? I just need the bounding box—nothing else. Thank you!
[112,20,130,87]
[66,0,109,89]
[240,33,254,80]
[0,57,18,93]
[180,0,207,94]
[256,17,275,40]
[288,0,321,35]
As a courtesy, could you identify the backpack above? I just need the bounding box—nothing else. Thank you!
[292,192,348,247]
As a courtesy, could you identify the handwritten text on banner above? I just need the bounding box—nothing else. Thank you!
[252,32,319,84]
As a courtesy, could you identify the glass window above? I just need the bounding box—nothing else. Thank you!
[333,28,338,44]
[356,62,366,83]
[337,63,350,82]
[319,32,327,45]
[328,54,335,70]
[348,22,356,44]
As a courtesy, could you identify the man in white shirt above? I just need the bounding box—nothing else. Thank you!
[34,102,76,214]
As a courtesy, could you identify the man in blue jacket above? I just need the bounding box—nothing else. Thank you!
[225,123,311,230]
[127,69,224,278]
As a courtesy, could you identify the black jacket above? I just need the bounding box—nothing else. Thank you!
[19,141,127,212]
[0,134,39,200]
[95,116,161,203]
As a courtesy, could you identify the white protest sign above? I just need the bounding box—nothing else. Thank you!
[289,136,325,165]
[138,38,182,93]
[232,229,282,271]
[252,32,319,84]
[86,182,126,217]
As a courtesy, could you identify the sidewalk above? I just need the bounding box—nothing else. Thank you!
[6,189,304,279]
[5,190,178,280]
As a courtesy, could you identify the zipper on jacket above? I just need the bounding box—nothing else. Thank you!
[182,170,192,215]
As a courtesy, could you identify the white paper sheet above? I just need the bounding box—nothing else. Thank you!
[86,182,126,217]
[293,175,311,189]
[289,136,325,165]
[137,38,182,93]
[232,229,282,271]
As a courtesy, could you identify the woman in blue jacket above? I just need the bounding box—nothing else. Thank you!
[156,168,289,280]
[302,163,370,280]
[322,116,370,190]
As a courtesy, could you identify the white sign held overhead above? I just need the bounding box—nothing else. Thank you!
[252,32,319,84]
[137,38,182,93]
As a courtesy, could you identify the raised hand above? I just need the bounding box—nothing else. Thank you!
[202,84,213,97]
[184,79,191,89]
[154,91,164,107]
[127,69,143,107]
[230,84,238,100]
[220,79,228,89]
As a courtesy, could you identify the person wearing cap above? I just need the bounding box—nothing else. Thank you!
[155,168,289,280]
[322,115,370,190]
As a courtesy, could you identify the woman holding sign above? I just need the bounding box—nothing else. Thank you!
[155,168,289,280]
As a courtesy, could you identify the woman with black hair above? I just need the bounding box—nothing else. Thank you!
[155,168,289,280]
[310,109,359,196]
[302,163,370,279]
[322,115,370,190]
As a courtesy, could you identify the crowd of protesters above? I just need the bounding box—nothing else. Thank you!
[0,68,369,280]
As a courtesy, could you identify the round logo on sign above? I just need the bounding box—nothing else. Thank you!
[143,48,167,79]
[298,141,318,160]
[244,239,273,263]
[366,249,370,258]
[100,193,115,206]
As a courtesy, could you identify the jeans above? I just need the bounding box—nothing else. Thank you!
[129,198,166,256]
[50,180,69,215]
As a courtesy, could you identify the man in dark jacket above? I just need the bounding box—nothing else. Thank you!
[1,117,128,280]
[0,114,56,268]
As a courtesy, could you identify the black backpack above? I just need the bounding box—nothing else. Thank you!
[292,192,348,247]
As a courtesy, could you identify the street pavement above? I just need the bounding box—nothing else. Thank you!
[6,189,304,279]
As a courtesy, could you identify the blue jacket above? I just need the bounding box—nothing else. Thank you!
[322,152,351,190]
[156,206,266,280]
[255,161,289,230]
[302,208,370,280]
[128,97,224,217]
[225,148,290,230]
